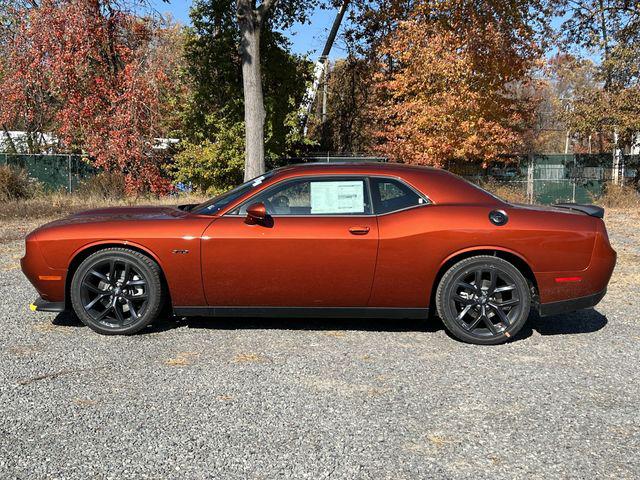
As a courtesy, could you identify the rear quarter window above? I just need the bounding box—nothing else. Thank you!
[370,177,427,214]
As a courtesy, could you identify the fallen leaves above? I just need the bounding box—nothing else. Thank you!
[324,330,346,338]
[163,352,198,367]
[233,353,266,364]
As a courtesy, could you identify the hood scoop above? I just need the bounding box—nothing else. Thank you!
[553,203,604,218]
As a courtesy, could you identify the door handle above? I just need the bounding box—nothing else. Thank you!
[349,226,370,235]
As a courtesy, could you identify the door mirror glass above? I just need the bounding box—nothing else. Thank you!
[245,202,267,224]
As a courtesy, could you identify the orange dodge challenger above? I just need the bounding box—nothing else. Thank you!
[21,163,616,344]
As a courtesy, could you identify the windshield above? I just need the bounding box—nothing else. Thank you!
[192,173,275,215]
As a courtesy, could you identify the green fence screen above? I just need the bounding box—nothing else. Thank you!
[2,152,638,203]
[0,153,97,192]
[448,153,639,204]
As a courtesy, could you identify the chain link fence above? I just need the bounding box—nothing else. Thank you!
[2,152,638,203]
[447,154,640,204]
[0,153,97,192]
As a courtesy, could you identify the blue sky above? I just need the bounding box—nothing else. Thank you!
[148,1,349,60]
[147,2,594,63]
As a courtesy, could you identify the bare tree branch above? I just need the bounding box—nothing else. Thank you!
[256,0,279,23]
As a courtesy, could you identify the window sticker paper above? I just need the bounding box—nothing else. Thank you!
[310,181,364,214]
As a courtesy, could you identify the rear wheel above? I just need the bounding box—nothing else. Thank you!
[436,256,531,345]
[70,248,164,335]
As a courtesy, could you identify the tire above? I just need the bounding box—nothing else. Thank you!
[70,248,164,335]
[436,255,531,345]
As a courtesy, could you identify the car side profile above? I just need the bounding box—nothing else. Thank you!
[21,163,616,344]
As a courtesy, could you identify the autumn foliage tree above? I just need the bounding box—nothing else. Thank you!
[0,0,182,194]
[370,1,543,166]
[555,0,640,152]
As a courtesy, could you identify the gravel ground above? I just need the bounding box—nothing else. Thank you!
[1,211,638,479]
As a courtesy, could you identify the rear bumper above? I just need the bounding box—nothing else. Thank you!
[538,289,606,317]
[30,297,66,313]
[535,229,616,305]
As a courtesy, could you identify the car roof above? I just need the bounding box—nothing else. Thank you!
[266,162,502,206]
[272,162,438,175]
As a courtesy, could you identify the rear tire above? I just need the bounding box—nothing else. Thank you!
[436,255,531,345]
[70,248,164,335]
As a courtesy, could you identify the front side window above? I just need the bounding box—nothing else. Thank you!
[193,173,275,215]
[232,177,372,216]
[370,177,426,214]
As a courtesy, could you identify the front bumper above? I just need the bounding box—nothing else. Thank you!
[21,235,67,303]
[30,297,66,313]
[538,289,606,317]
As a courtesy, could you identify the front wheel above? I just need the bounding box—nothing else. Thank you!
[70,248,164,335]
[436,256,531,345]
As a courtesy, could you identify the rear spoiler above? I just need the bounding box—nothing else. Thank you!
[553,203,604,218]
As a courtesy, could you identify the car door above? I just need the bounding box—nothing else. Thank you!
[200,176,379,307]
[366,176,432,308]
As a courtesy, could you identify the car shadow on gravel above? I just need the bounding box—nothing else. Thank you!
[51,311,84,327]
[50,311,444,334]
[50,308,608,341]
[525,309,608,336]
[148,308,608,340]
[147,314,447,334]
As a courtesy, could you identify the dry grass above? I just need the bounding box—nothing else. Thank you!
[478,179,529,204]
[75,172,127,200]
[593,183,640,209]
[0,165,35,201]
[0,192,207,244]
[0,191,207,221]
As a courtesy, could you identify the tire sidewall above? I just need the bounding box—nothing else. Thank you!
[70,249,162,335]
[437,256,531,345]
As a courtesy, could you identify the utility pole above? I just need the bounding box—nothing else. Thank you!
[300,0,350,135]
[321,64,329,124]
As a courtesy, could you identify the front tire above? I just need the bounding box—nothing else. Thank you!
[70,248,164,335]
[436,256,531,345]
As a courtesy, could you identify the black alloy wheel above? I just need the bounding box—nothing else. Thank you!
[70,248,164,335]
[436,256,531,345]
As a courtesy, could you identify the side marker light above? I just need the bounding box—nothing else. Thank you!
[555,277,582,283]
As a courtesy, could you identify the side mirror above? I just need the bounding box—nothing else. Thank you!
[245,202,267,225]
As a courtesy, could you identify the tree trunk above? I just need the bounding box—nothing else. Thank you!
[598,0,611,90]
[238,6,266,181]
[1,124,18,154]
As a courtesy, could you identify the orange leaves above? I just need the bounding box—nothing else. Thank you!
[371,0,540,166]
[0,1,175,194]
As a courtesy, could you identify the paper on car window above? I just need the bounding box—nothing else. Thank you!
[251,175,265,186]
[310,181,364,214]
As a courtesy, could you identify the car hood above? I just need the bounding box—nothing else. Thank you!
[40,206,189,228]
